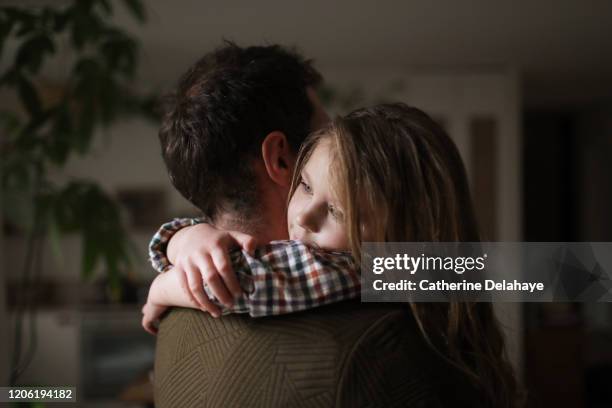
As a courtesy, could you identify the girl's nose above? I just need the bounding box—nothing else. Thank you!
[296,202,325,233]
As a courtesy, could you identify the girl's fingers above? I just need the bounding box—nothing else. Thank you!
[142,315,158,336]
[229,231,258,254]
[235,232,257,255]
[184,262,213,309]
[174,265,201,308]
[199,254,234,308]
[197,291,222,318]
[210,247,243,298]
[147,324,158,336]
[182,261,222,317]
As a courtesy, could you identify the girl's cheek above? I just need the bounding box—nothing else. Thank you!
[323,224,350,251]
[287,191,300,215]
[287,193,304,226]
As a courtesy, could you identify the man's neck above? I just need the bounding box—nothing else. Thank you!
[213,212,287,244]
[213,213,259,236]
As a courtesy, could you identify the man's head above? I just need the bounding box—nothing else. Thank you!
[159,42,326,234]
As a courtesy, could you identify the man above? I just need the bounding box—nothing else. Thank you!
[148,42,474,407]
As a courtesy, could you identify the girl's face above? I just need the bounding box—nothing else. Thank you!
[287,140,349,251]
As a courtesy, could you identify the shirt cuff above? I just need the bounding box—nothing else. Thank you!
[148,217,204,273]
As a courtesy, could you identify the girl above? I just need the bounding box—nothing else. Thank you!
[143,103,522,407]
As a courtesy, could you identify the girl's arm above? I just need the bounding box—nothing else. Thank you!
[142,237,358,334]
[146,219,361,321]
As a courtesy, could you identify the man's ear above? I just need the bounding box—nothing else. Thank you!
[261,131,294,187]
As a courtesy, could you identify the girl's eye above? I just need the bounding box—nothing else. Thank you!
[300,177,312,194]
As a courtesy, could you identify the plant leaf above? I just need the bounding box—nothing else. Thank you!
[47,214,64,269]
[97,0,113,16]
[0,12,16,57]
[15,33,55,74]
[82,232,100,279]
[17,75,41,116]
[122,0,146,22]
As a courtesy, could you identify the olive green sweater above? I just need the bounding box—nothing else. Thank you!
[154,300,481,407]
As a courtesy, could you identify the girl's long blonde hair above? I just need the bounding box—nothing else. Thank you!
[290,103,523,407]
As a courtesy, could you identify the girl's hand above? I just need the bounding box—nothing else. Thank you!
[141,301,169,335]
[141,268,220,335]
[167,223,257,314]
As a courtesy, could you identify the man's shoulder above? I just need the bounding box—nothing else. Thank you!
[160,300,411,338]
[157,300,421,372]
[250,300,414,346]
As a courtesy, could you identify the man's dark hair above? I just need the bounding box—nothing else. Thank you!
[159,42,322,220]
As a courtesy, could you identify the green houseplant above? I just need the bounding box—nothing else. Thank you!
[0,0,158,384]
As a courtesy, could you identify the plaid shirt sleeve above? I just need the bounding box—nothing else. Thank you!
[207,240,361,317]
[148,218,205,273]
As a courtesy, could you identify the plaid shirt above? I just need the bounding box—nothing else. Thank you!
[148,218,361,317]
